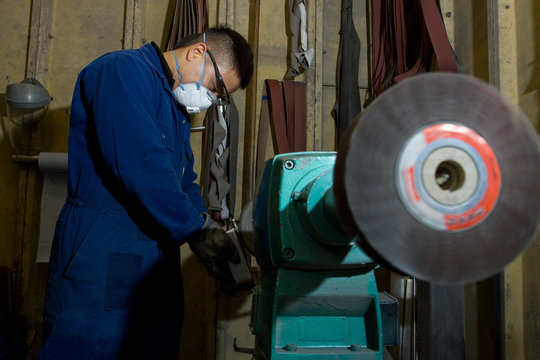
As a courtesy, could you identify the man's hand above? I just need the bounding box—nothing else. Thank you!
[187,215,240,283]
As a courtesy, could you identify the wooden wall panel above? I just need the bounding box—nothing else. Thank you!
[513,2,540,359]
[46,1,126,152]
[0,0,31,270]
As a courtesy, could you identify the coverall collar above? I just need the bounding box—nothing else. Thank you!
[137,42,174,94]
[150,41,175,90]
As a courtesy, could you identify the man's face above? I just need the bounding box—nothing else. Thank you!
[176,44,242,103]
[201,50,240,104]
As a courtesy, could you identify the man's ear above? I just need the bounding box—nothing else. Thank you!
[187,43,207,61]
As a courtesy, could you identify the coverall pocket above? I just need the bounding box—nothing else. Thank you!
[105,252,143,311]
[61,213,135,292]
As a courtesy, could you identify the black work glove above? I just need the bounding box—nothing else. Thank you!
[187,214,241,283]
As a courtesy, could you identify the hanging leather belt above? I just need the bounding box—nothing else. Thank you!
[256,79,306,179]
[371,0,458,97]
[332,0,362,143]
[419,0,458,73]
[201,103,239,223]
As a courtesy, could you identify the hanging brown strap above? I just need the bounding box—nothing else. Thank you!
[282,81,296,150]
[201,102,240,222]
[255,84,271,179]
[165,0,208,50]
[266,79,290,154]
[370,0,458,97]
[394,0,407,74]
[420,0,458,73]
[255,79,307,180]
[371,0,391,96]
[197,0,208,33]
[393,0,433,83]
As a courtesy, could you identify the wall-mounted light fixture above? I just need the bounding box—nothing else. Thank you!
[2,78,52,155]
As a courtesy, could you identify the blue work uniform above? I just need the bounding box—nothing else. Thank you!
[38,42,206,359]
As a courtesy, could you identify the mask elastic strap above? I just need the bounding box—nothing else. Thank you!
[197,32,207,90]
[173,50,184,90]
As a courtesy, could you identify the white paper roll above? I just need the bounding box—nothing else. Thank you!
[38,152,68,173]
[37,152,68,262]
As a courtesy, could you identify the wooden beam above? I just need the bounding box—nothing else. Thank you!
[27,0,52,81]
[123,0,144,49]
[241,0,260,205]
[439,0,455,48]
[16,0,51,349]
[487,2,524,359]
[305,0,323,151]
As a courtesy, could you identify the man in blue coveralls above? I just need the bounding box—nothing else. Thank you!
[38,26,253,359]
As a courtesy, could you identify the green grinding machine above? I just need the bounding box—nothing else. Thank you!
[236,73,540,359]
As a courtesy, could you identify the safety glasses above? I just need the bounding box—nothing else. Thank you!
[206,49,230,106]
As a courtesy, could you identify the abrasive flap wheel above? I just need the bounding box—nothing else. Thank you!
[334,73,540,284]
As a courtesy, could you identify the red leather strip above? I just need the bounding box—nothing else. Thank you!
[394,0,406,74]
[420,0,458,72]
[256,79,306,180]
[371,0,384,96]
[255,84,271,179]
[282,81,296,150]
[266,79,290,154]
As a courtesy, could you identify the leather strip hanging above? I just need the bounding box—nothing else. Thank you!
[196,0,208,33]
[283,81,296,149]
[370,0,458,97]
[392,0,434,83]
[267,80,290,154]
[255,84,271,179]
[255,80,306,179]
[419,0,458,73]
[201,103,239,223]
[165,0,208,50]
[331,0,362,143]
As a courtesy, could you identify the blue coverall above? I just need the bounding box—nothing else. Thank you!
[38,42,207,359]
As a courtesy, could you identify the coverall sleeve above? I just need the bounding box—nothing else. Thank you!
[82,54,205,244]
[182,143,207,214]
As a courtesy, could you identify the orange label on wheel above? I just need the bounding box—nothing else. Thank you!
[397,123,501,232]
[424,124,501,231]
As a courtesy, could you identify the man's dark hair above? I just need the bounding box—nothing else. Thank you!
[175,26,254,89]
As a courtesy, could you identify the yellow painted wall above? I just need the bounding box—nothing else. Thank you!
[0,0,31,275]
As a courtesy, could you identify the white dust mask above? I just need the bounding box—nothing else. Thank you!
[172,34,217,114]
[172,81,213,114]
